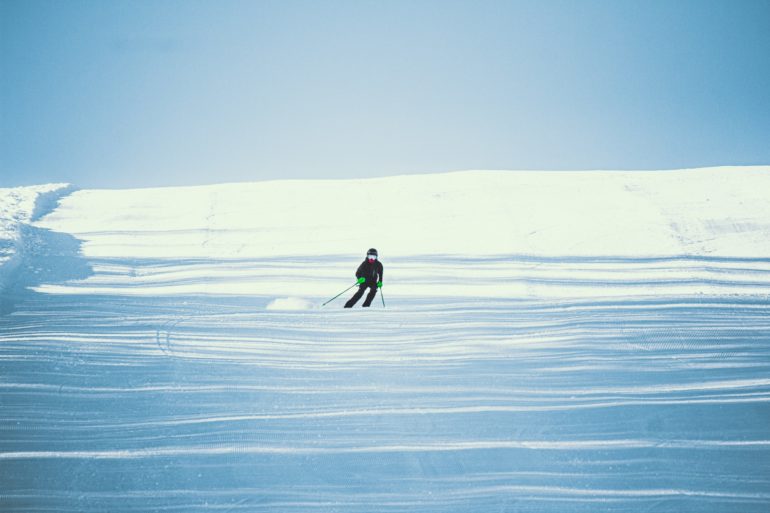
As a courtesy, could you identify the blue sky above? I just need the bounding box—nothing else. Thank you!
[2,0,769,188]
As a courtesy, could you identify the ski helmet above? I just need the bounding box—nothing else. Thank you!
[367,248,378,257]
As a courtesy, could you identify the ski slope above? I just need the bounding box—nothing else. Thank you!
[2,168,770,512]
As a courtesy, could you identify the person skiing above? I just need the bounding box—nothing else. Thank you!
[344,248,383,308]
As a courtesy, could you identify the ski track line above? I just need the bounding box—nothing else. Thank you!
[4,438,770,460]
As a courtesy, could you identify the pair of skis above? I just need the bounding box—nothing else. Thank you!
[321,282,385,308]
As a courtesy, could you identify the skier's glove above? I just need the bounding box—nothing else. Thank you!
[377,281,383,288]
[357,277,366,284]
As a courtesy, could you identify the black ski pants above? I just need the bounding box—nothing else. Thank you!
[344,284,377,308]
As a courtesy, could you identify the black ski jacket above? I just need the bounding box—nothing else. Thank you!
[355,259,383,286]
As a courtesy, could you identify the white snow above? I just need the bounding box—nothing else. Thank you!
[35,166,770,259]
[29,166,770,299]
[266,297,316,310]
[2,167,770,512]
[0,183,71,293]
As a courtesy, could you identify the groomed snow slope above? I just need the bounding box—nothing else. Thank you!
[2,168,770,512]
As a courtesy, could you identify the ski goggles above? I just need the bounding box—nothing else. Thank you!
[367,254,378,260]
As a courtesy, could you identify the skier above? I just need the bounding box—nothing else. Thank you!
[344,248,383,308]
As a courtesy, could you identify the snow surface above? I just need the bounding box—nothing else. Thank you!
[0,184,72,299]
[1,167,770,512]
[266,297,317,310]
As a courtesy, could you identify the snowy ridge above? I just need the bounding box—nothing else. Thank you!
[2,168,770,512]
[0,184,73,294]
[36,166,770,258]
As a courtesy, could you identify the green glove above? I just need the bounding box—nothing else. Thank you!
[377,281,383,288]
[357,277,365,284]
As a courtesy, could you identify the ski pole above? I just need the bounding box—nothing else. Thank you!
[321,282,359,307]
[380,287,385,308]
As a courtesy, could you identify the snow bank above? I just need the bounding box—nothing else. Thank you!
[265,297,316,310]
[0,184,73,292]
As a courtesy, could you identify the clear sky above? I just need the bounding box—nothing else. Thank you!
[2,0,769,188]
